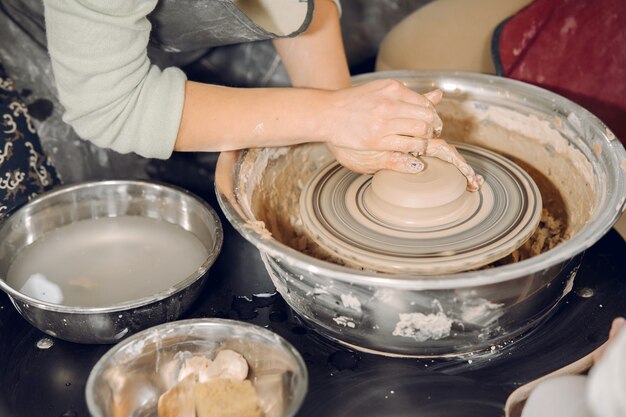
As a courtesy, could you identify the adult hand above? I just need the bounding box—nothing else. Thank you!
[321,79,483,190]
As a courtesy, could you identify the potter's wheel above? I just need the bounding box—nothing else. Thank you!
[300,143,542,274]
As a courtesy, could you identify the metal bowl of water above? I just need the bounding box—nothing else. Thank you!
[86,318,308,417]
[216,71,626,357]
[0,180,223,344]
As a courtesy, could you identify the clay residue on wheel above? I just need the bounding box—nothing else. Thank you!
[241,100,595,274]
[485,156,570,265]
[439,100,594,233]
[489,208,567,267]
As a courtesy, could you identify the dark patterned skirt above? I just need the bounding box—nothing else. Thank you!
[0,63,61,221]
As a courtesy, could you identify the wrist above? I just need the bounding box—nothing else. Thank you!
[305,88,338,144]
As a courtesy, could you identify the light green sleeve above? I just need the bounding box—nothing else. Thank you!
[44,0,186,159]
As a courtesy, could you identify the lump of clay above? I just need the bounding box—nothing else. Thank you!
[178,349,249,383]
[158,377,262,417]
[158,375,196,417]
[158,350,260,417]
[194,379,262,417]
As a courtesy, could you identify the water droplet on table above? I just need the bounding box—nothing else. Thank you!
[36,338,54,349]
[576,287,594,298]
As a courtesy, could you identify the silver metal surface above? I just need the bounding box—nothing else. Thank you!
[0,181,223,344]
[86,318,308,417]
[215,71,626,357]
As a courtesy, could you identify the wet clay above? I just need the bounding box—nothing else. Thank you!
[240,100,591,274]
[501,159,568,262]
[372,157,466,207]
[366,157,471,228]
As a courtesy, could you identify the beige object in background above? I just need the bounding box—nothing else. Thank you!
[376,0,532,73]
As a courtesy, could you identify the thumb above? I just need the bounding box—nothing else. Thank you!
[424,89,443,105]
[381,152,425,174]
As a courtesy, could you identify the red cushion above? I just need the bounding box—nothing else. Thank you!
[494,0,626,143]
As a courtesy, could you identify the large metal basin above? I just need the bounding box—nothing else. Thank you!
[216,71,626,357]
[0,181,223,344]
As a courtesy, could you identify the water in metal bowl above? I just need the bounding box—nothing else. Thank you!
[216,71,626,357]
[0,181,223,344]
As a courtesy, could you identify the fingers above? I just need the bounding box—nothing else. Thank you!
[377,135,428,154]
[372,79,433,107]
[384,119,434,139]
[422,139,484,191]
[330,145,425,175]
[327,81,482,183]
[424,89,443,105]
[328,80,444,151]
[334,136,484,190]
[380,103,442,139]
[431,110,443,138]
[371,82,443,137]
[381,152,425,174]
[368,79,443,111]
[381,100,442,138]
[389,101,436,123]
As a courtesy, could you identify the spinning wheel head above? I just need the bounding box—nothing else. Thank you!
[300,143,542,275]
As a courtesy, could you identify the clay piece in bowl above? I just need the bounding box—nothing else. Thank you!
[299,143,542,274]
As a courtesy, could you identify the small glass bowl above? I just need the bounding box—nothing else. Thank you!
[86,318,308,417]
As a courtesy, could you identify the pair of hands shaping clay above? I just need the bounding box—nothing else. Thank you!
[363,89,486,227]
[329,85,484,193]
[380,94,485,194]
[360,88,486,232]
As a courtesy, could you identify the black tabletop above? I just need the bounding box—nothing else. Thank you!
[1,153,625,417]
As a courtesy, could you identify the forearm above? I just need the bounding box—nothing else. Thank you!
[174,81,332,152]
[273,0,351,90]
[175,0,351,153]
